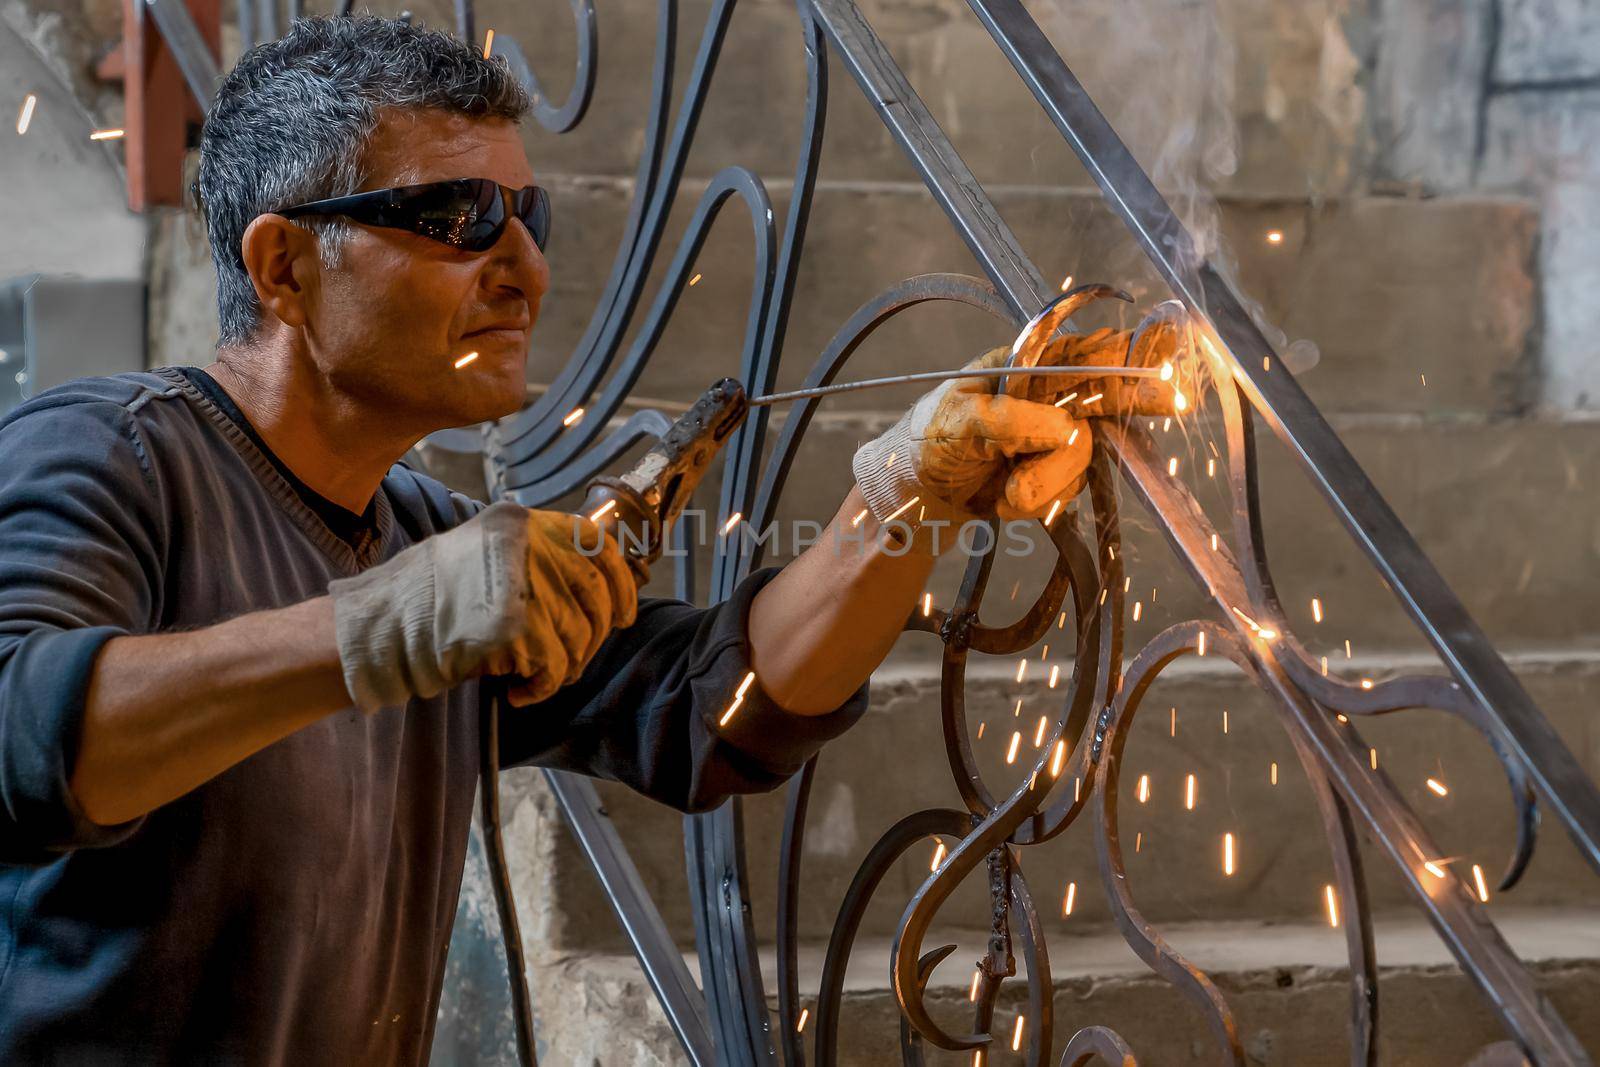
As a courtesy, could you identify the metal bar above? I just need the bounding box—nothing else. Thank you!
[749,364,1162,406]
[543,770,717,1064]
[966,0,1600,879]
[806,0,1048,319]
[143,0,220,113]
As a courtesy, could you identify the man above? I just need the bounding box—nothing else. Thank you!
[0,15,1153,1064]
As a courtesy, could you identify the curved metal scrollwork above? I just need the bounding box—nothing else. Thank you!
[188,0,1600,1063]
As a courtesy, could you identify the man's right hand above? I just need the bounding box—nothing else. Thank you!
[329,502,639,713]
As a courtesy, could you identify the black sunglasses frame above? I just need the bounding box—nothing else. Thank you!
[278,179,550,254]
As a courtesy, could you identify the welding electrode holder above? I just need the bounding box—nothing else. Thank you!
[576,377,750,581]
[485,377,750,1067]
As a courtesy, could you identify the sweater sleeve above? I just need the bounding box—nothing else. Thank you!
[496,567,870,813]
[0,399,163,861]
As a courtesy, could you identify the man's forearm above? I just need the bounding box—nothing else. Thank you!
[747,486,935,715]
[72,596,352,826]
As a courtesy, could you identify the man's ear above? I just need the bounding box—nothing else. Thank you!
[240,214,318,330]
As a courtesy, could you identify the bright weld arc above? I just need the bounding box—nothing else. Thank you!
[453,350,480,369]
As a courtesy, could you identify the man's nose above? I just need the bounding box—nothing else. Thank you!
[489,215,549,300]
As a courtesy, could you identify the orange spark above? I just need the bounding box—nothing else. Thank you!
[718,671,757,726]
[882,495,920,523]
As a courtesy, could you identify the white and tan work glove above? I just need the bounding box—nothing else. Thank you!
[328,502,639,712]
[852,320,1186,527]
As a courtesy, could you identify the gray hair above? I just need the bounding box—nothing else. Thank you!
[197,15,530,346]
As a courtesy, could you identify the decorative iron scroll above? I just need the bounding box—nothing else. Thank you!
[158,0,1600,1061]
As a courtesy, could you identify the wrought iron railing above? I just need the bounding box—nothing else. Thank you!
[142,0,1600,1060]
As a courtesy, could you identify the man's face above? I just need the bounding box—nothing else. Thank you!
[299,108,547,431]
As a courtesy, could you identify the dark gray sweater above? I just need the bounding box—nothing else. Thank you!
[0,367,867,1065]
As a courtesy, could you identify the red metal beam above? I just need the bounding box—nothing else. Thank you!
[117,0,218,210]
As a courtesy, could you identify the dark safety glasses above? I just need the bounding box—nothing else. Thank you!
[279,179,551,254]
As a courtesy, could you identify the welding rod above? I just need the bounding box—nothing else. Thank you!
[747,364,1166,407]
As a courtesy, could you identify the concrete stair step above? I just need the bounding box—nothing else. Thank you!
[498,645,1600,958]
[529,180,1536,420]
[523,908,1600,1065]
[514,0,1373,200]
